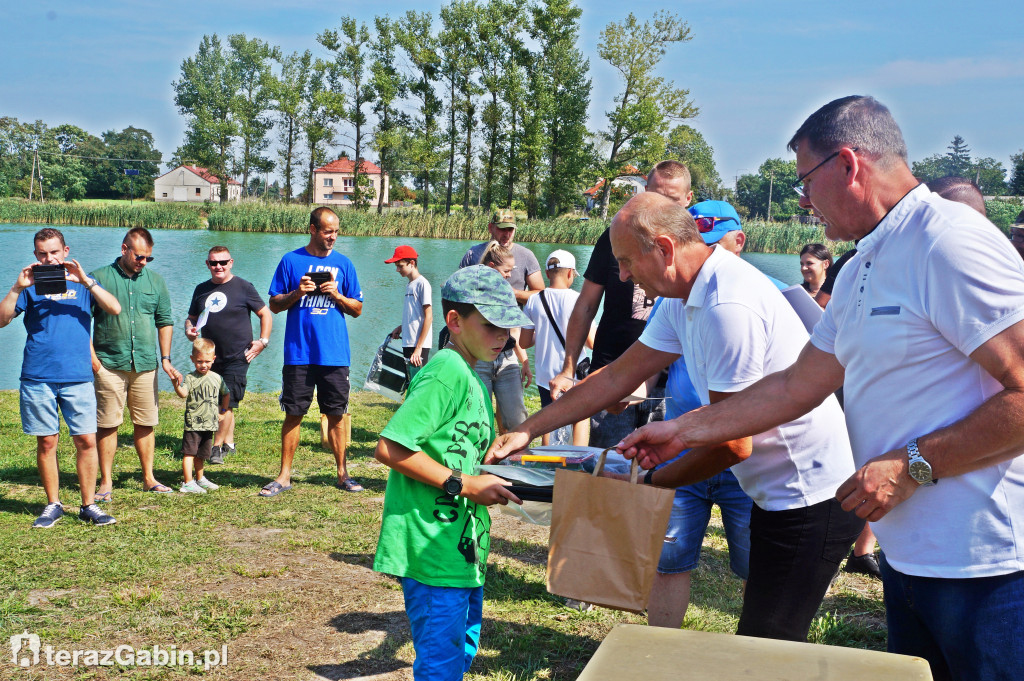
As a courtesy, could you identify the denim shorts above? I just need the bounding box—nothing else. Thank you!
[658,469,753,578]
[401,577,483,681]
[20,380,97,436]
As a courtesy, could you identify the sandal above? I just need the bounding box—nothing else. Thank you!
[337,478,364,493]
[144,483,173,494]
[259,481,292,498]
[94,490,112,503]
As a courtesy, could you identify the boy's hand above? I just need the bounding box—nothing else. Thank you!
[391,325,402,340]
[461,474,521,506]
[520,360,532,388]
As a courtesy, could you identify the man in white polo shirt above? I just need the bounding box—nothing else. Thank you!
[619,96,1024,681]
[488,191,862,642]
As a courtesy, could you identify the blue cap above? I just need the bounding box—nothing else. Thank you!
[689,200,742,245]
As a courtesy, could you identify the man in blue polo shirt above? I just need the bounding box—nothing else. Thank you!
[261,207,363,497]
[0,228,121,527]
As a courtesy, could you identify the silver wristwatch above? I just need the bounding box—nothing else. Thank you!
[906,438,936,486]
[258,337,270,347]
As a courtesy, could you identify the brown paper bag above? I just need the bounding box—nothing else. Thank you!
[546,449,674,613]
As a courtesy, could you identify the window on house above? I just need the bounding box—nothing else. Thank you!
[195,188,201,195]
[343,178,354,189]
[324,193,334,200]
[162,193,167,197]
[324,178,333,187]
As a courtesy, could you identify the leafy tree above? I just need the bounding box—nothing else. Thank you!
[439,0,481,214]
[37,125,93,202]
[370,15,409,214]
[532,0,591,217]
[229,34,279,196]
[595,11,698,218]
[971,157,1007,196]
[911,153,949,183]
[172,34,240,203]
[735,158,799,220]
[87,126,162,199]
[396,11,443,212]
[664,124,721,200]
[1011,151,1024,196]
[273,50,312,202]
[320,17,375,209]
[298,60,345,204]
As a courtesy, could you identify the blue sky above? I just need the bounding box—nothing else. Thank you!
[2,1,1021,187]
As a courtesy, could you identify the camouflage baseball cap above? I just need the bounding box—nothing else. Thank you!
[489,209,516,227]
[441,265,534,329]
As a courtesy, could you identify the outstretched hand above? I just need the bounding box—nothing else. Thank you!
[484,430,532,464]
[615,419,688,469]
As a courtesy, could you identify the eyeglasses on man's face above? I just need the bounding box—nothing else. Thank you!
[793,147,858,198]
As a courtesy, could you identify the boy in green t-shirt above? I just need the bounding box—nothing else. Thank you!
[174,339,229,494]
[373,265,531,681]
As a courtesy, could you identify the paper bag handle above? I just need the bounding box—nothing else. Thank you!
[592,447,640,484]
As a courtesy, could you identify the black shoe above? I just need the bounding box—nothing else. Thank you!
[208,445,224,465]
[78,504,117,526]
[843,550,882,579]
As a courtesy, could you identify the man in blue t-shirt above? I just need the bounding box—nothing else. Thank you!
[0,228,122,527]
[260,208,364,497]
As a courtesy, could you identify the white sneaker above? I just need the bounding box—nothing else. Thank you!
[180,480,206,494]
[196,477,219,491]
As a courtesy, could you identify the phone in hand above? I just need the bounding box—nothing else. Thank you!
[306,271,332,292]
[32,264,67,295]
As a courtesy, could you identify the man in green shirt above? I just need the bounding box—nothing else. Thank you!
[91,228,182,497]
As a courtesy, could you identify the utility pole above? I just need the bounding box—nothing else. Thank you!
[766,169,775,222]
[29,149,37,201]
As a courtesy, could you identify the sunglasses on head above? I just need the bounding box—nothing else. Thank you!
[693,215,738,233]
[127,248,155,263]
[207,259,231,267]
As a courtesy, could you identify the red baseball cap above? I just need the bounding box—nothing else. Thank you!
[384,245,419,263]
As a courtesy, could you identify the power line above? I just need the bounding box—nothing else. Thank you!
[31,149,161,163]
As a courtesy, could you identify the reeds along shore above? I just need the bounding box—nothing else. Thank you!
[0,199,852,254]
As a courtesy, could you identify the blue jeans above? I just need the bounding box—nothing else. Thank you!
[401,578,483,681]
[658,470,752,579]
[589,387,666,448]
[880,554,1024,681]
[474,349,526,431]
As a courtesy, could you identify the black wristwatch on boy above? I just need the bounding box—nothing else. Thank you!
[443,469,463,498]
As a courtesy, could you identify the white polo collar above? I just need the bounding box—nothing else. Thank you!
[856,183,929,258]
[684,244,729,310]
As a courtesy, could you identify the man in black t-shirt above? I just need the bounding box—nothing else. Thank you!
[185,246,273,463]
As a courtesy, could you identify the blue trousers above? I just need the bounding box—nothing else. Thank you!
[880,554,1024,681]
[401,578,483,681]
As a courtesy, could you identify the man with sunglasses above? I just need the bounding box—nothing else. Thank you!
[91,227,182,497]
[184,246,272,464]
[618,96,1024,681]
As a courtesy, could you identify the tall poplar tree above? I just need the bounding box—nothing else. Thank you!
[397,11,442,212]
[320,18,375,209]
[370,16,408,213]
[229,34,278,195]
[173,34,239,202]
[273,50,312,202]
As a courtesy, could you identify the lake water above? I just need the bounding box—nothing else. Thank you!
[0,223,803,392]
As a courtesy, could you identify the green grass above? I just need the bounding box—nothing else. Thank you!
[0,388,885,679]
[0,198,205,230]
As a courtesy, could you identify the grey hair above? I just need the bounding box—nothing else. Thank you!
[787,96,907,169]
[624,196,703,252]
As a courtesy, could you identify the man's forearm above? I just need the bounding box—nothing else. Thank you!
[269,290,302,313]
[157,325,174,356]
[561,309,596,373]
[650,439,751,488]
[919,387,1024,479]
[0,287,21,328]
[333,294,363,317]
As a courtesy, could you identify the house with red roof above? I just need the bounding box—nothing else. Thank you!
[582,165,647,212]
[313,157,389,207]
[154,165,242,203]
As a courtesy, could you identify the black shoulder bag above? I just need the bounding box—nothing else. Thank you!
[539,290,590,380]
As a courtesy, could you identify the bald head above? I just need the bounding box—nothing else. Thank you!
[612,192,704,252]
